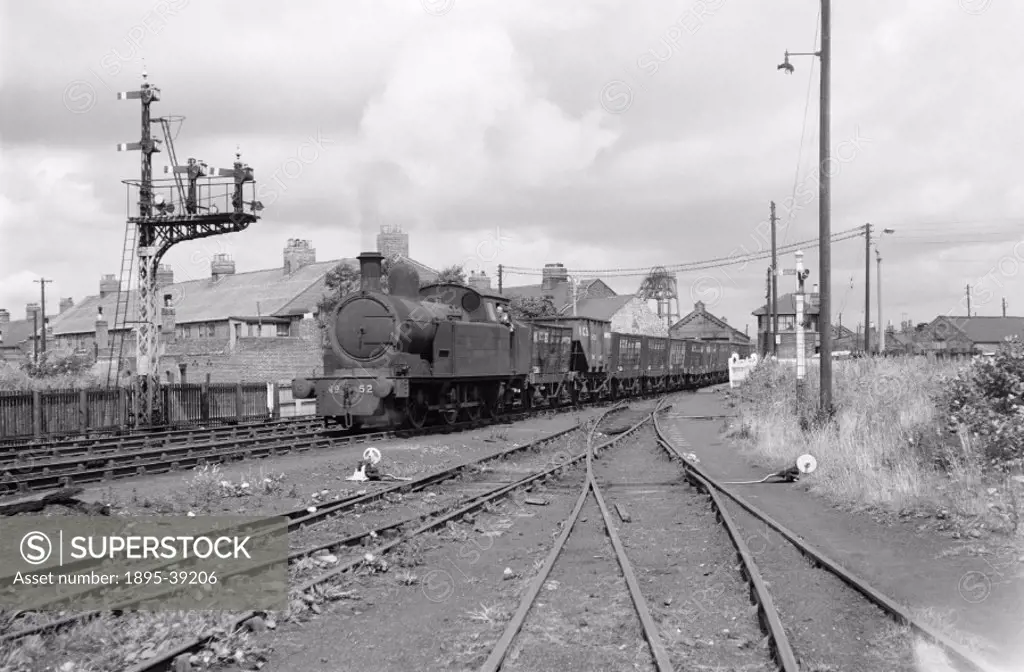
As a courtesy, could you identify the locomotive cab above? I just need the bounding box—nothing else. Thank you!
[419,283,513,324]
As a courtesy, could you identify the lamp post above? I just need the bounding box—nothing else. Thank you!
[779,0,832,418]
[876,228,894,354]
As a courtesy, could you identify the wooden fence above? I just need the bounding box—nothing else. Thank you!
[0,381,315,441]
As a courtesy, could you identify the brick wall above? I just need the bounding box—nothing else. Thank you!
[580,281,617,301]
[610,298,669,337]
[158,318,323,384]
[670,313,745,342]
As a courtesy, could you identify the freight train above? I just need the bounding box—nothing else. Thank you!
[291,252,752,430]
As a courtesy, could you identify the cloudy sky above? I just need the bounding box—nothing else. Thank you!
[1,0,1022,335]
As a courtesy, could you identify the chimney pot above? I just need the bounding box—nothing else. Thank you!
[100,274,120,298]
[211,253,236,279]
[0,309,9,325]
[284,239,316,274]
[156,264,174,288]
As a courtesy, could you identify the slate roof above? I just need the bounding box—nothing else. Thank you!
[948,316,1024,344]
[670,304,751,343]
[501,279,610,310]
[752,292,821,316]
[0,318,38,348]
[50,256,439,335]
[560,295,635,321]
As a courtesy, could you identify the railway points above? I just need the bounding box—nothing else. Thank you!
[0,400,665,671]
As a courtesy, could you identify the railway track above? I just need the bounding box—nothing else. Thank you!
[0,400,662,672]
[0,417,319,455]
[467,398,1004,672]
[0,394,644,495]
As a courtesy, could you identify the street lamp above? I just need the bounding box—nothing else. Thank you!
[779,0,832,419]
[876,228,894,353]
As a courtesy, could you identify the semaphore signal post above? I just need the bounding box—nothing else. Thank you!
[114,67,263,428]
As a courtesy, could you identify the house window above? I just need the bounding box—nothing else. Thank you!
[179,364,187,384]
[276,323,290,337]
[206,323,217,338]
[778,315,795,331]
[248,323,259,337]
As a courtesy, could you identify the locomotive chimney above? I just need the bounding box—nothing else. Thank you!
[357,251,385,292]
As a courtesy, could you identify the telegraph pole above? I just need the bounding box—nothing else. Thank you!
[770,201,779,357]
[1003,297,1007,317]
[966,284,971,316]
[876,249,883,353]
[34,278,52,355]
[864,223,871,354]
[765,267,772,356]
[818,0,833,415]
[779,3,832,412]
[497,264,504,295]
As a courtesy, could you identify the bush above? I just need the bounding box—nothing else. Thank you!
[941,337,1024,473]
[0,352,102,391]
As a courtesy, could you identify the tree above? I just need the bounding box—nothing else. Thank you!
[317,262,361,327]
[508,295,558,320]
[434,264,466,285]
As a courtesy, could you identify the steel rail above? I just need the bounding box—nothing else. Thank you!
[0,416,318,453]
[586,440,675,670]
[654,403,1004,672]
[652,399,799,672]
[0,385,691,495]
[126,404,648,672]
[479,403,670,672]
[0,416,597,637]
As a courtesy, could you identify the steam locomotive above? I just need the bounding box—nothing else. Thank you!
[291,252,751,430]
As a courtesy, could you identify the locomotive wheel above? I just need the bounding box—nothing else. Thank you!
[404,390,428,430]
[482,385,501,419]
[465,385,483,422]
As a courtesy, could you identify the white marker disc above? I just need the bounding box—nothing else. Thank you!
[363,447,382,465]
[796,454,817,474]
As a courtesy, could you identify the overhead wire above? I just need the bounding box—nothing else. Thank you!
[502,226,865,278]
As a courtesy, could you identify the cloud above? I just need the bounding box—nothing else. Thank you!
[1,0,1023,333]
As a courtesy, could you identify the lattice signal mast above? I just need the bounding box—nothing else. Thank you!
[636,266,680,329]
[116,68,263,427]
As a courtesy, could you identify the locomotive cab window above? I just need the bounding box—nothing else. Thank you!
[484,301,497,322]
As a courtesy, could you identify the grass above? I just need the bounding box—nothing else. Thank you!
[728,356,1024,533]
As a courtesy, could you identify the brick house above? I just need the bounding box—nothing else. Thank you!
[669,301,752,347]
[40,237,438,384]
[0,300,76,363]
[751,292,821,359]
[501,263,618,309]
[888,315,1022,356]
[503,263,668,336]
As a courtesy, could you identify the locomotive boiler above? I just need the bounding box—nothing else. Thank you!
[292,252,530,429]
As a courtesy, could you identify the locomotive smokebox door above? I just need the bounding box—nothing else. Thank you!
[337,297,394,359]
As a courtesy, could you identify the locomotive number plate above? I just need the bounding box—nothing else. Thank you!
[327,382,374,395]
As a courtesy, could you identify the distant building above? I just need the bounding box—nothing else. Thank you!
[26,238,438,383]
[669,301,751,347]
[751,292,821,359]
[376,224,409,259]
[502,262,668,336]
[0,305,45,362]
[891,315,1024,356]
